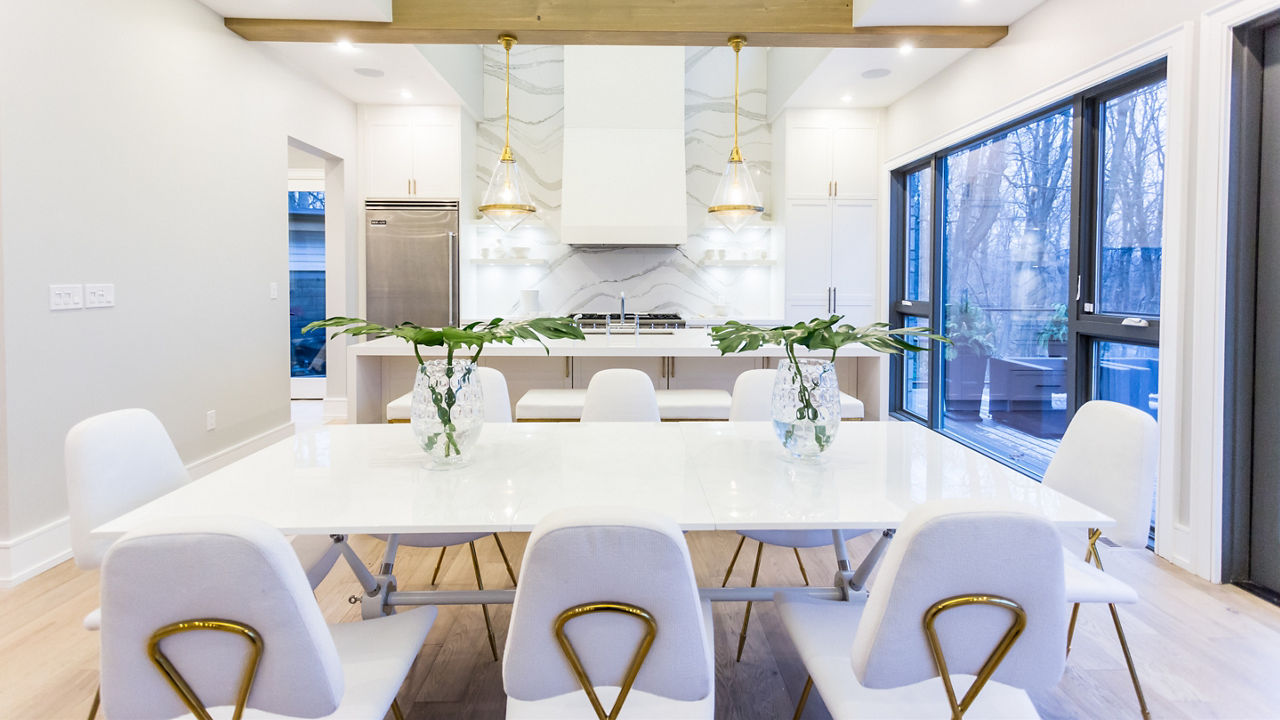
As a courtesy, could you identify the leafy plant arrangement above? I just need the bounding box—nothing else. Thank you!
[1035,303,1069,354]
[944,298,996,360]
[304,316,584,457]
[711,316,946,452]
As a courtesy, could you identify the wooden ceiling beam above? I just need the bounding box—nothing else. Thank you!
[224,0,1007,48]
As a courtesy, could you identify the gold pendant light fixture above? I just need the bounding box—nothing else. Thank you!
[478,34,537,232]
[707,35,764,234]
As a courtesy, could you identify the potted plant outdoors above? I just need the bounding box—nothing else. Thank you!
[943,299,996,419]
[304,316,584,468]
[711,316,945,461]
[1035,303,1069,357]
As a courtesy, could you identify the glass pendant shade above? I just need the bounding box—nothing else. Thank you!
[478,34,537,232]
[478,154,536,232]
[707,158,764,233]
[708,35,764,234]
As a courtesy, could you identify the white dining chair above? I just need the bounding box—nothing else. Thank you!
[503,507,714,719]
[776,501,1067,719]
[375,366,518,662]
[1045,400,1159,720]
[99,516,436,720]
[581,368,661,422]
[65,408,348,719]
[723,368,870,661]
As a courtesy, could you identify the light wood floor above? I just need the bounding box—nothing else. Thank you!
[3,529,1280,719]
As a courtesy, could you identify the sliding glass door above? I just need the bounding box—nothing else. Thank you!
[891,63,1167,504]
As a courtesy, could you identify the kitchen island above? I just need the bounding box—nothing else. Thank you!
[346,329,888,423]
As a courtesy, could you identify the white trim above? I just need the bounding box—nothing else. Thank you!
[879,25,1202,575]
[1194,0,1280,582]
[0,516,72,589]
[291,376,326,400]
[323,397,348,421]
[185,421,295,479]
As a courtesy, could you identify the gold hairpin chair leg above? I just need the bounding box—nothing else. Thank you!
[148,619,263,720]
[554,602,657,720]
[469,541,500,661]
[85,687,100,720]
[791,675,813,720]
[722,535,747,587]
[492,533,519,586]
[391,698,406,720]
[430,545,448,585]
[925,594,1027,719]
[1066,529,1150,720]
[735,540,765,662]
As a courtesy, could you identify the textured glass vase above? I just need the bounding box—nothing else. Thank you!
[410,360,485,468]
[771,359,842,461]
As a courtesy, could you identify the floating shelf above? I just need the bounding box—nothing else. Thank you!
[470,257,548,266]
[698,258,776,267]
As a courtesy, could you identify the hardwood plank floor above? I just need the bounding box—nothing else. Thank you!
[3,529,1279,719]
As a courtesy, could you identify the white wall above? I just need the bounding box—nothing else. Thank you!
[880,0,1277,581]
[0,0,359,584]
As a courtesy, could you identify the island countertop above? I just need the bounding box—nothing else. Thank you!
[348,329,884,359]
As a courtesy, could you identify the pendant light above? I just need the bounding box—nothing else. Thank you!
[707,35,764,233]
[478,34,537,232]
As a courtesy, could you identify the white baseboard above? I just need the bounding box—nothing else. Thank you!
[323,397,347,421]
[0,516,72,589]
[186,421,295,479]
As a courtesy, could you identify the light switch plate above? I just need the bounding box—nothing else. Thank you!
[85,283,115,308]
[49,284,84,310]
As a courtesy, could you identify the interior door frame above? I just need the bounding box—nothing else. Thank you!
[1223,11,1280,598]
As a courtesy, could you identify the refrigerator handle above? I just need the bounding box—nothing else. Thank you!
[449,232,460,326]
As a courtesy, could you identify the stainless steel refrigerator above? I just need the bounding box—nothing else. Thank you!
[364,200,460,327]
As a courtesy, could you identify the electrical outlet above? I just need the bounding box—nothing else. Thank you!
[49,284,84,310]
[269,282,279,300]
[85,283,115,308]
[206,410,217,431]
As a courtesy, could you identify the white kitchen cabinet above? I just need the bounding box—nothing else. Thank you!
[362,105,462,199]
[783,112,878,200]
[666,357,763,393]
[784,197,876,326]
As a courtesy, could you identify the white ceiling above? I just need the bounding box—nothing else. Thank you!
[259,42,463,107]
[782,47,972,109]
[854,0,1046,27]
[193,0,392,22]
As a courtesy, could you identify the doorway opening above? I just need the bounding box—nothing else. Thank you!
[288,144,328,400]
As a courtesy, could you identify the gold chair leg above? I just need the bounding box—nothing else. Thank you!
[391,697,406,720]
[793,547,810,586]
[430,545,447,585]
[493,533,518,587]
[470,541,500,662]
[1065,602,1082,657]
[86,686,100,720]
[1109,603,1151,720]
[722,535,746,587]
[792,675,813,720]
[736,541,765,662]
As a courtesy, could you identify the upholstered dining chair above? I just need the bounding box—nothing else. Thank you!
[99,516,436,720]
[65,408,348,720]
[503,507,714,719]
[581,368,662,422]
[722,368,870,661]
[1046,400,1159,720]
[776,501,1067,719]
[375,365,519,662]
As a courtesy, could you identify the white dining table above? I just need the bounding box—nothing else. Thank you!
[95,421,1112,616]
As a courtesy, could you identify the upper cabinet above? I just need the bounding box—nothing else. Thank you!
[782,110,879,199]
[361,105,462,199]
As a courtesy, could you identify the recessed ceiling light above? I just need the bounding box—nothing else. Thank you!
[335,39,359,53]
[862,68,891,79]
[841,94,853,103]
[354,67,385,78]
[400,89,413,99]
[898,41,915,55]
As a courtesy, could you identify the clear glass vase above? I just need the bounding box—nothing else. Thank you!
[410,360,485,468]
[771,358,842,461]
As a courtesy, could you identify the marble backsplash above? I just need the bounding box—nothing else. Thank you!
[464,45,780,321]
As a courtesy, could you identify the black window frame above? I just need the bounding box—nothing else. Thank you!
[889,59,1168,478]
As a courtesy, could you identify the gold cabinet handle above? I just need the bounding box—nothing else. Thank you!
[669,357,675,378]
[407,179,411,195]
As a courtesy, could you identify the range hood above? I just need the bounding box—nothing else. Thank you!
[561,46,688,247]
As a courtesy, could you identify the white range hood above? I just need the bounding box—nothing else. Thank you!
[560,46,688,246]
